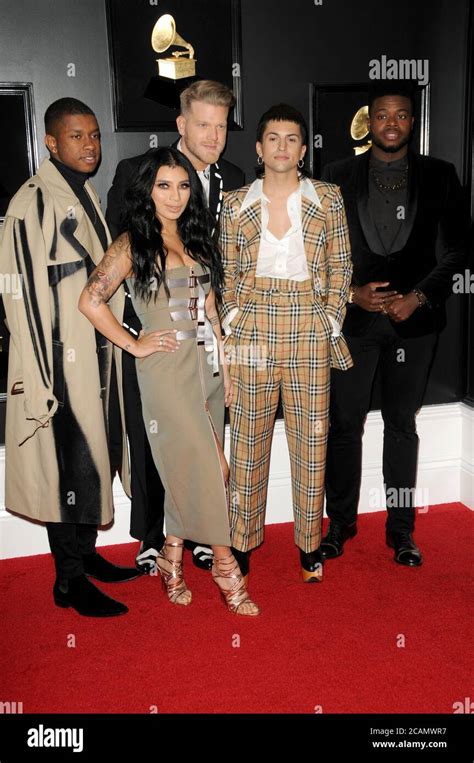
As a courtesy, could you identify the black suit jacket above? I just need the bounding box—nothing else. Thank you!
[322,150,469,337]
[106,141,245,240]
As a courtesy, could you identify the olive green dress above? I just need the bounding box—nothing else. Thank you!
[127,263,231,546]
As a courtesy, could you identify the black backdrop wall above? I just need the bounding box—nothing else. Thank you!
[0,0,471,413]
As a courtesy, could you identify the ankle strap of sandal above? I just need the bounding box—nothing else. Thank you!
[213,553,238,576]
[214,552,235,564]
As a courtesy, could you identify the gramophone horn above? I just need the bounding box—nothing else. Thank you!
[350,105,370,141]
[151,14,175,52]
[151,14,194,59]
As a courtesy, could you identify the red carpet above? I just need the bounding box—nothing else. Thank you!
[1,503,472,714]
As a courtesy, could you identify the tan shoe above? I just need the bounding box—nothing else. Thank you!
[156,541,192,606]
[212,553,260,616]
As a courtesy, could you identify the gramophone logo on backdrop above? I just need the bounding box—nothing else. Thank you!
[151,14,196,80]
[350,106,371,156]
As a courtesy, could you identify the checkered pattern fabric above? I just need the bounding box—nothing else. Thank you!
[219,179,353,371]
[219,179,354,553]
[227,280,333,552]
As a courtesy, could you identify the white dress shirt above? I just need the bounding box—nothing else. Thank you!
[256,184,310,280]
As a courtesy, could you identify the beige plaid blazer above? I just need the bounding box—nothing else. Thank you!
[219,177,353,371]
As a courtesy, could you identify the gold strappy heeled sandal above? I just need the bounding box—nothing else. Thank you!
[212,553,260,616]
[156,540,192,606]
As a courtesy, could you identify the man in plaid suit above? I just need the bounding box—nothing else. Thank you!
[219,104,353,582]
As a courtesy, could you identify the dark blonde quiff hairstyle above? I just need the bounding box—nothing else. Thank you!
[179,79,235,114]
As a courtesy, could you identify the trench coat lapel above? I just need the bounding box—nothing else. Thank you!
[37,160,111,266]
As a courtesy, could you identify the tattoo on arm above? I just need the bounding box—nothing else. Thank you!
[85,267,119,307]
[84,242,128,307]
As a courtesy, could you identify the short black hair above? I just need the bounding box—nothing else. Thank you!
[368,80,416,116]
[44,97,96,135]
[256,103,309,146]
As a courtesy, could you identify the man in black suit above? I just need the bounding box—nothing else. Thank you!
[106,80,245,573]
[320,81,468,567]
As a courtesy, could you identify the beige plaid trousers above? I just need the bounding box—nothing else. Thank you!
[220,179,353,552]
[227,278,336,552]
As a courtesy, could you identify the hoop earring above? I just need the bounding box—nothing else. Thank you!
[297,159,304,168]
[257,155,263,165]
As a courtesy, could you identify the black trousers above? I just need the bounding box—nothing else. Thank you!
[46,522,97,579]
[325,314,437,533]
[108,348,166,551]
[122,349,165,549]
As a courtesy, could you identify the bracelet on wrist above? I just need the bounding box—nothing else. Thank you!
[412,288,427,307]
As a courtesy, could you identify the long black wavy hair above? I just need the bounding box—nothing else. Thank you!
[123,147,224,303]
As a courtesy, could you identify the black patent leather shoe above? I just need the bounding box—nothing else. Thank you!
[191,544,214,571]
[320,522,357,559]
[386,531,423,567]
[83,552,142,583]
[53,574,128,617]
[135,544,161,574]
[300,548,324,582]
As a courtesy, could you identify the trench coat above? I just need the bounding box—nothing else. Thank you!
[0,158,129,524]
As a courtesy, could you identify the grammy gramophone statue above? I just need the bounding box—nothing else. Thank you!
[350,105,372,155]
[151,14,196,80]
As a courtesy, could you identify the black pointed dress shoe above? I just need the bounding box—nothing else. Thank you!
[83,552,142,583]
[300,548,324,582]
[319,522,357,559]
[386,531,423,567]
[53,574,128,617]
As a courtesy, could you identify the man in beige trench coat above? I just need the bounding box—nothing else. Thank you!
[0,98,138,617]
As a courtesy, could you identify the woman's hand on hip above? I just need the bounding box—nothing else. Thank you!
[133,330,180,358]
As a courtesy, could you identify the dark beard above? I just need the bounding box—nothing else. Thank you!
[371,133,411,154]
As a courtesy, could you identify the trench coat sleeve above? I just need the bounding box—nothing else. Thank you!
[324,187,353,328]
[0,187,58,444]
[218,193,240,331]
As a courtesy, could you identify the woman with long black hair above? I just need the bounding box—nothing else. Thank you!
[79,147,259,616]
